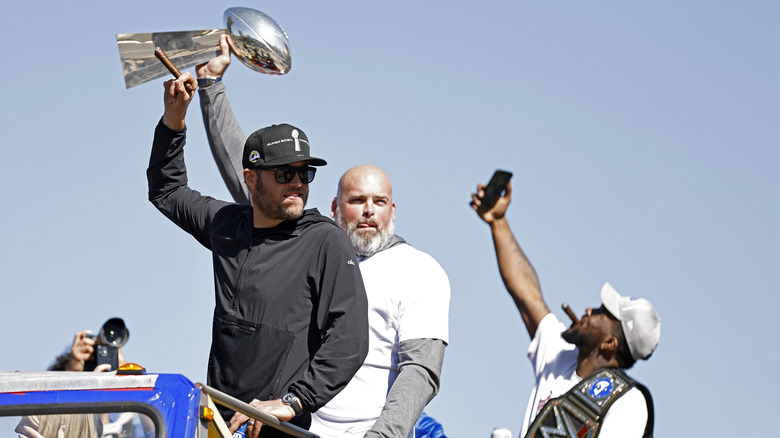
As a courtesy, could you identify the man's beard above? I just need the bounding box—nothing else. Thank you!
[561,326,601,354]
[334,209,395,257]
[561,327,587,347]
[255,178,307,221]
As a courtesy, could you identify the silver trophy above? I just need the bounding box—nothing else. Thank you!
[116,7,291,88]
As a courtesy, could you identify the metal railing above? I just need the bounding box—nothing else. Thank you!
[196,383,319,438]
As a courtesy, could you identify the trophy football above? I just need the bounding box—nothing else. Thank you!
[116,7,291,88]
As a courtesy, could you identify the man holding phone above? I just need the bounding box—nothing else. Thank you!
[470,179,659,438]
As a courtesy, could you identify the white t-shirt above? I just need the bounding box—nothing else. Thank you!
[310,243,450,438]
[520,313,648,438]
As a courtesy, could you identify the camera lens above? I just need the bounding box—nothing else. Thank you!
[105,328,122,344]
[99,318,129,347]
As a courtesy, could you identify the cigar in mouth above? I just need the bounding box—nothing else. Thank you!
[561,303,579,324]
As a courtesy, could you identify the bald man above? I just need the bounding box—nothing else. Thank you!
[195,46,450,438]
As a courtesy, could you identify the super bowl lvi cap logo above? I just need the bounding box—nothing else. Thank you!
[291,129,301,151]
[248,150,261,165]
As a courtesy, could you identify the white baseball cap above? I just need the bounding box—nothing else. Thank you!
[600,282,661,360]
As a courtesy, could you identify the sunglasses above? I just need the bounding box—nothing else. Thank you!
[259,165,317,184]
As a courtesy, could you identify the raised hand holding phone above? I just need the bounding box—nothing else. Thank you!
[478,169,512,213]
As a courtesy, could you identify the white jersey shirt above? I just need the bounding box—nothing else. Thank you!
[311,243,450,438]
[521,313,647,438]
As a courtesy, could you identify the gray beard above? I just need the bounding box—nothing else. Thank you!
[334,209,395,257]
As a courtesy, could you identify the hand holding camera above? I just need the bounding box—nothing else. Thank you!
[66,318,130,372]
[67,330,97,372]
[90,318,130,371]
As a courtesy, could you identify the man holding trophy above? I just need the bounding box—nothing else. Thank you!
[146,59,369,438]
[125,8,446,436]
[193,35,450,438]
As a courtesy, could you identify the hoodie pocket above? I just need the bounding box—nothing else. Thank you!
[208,313,295,403]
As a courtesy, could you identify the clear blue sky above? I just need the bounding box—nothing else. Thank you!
[1,1,778,436]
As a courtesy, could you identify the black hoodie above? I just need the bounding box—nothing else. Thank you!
[148,121,368,432]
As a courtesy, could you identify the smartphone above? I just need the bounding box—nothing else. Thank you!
[480,169,513,211]
[96,345,119,370]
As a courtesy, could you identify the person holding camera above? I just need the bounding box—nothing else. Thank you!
[49,318,129,372]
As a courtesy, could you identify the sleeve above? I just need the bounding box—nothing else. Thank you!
[289,226,369,411]
[147,119,231,249]
[198,82,251,205]
[397,250,450,343]
[527,312,572,376]
[364,338,446,438]
[597,388,648,438]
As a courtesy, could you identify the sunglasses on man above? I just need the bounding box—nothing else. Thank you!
[259,165,317,184]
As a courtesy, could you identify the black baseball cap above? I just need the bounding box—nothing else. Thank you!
[243,123,327,169]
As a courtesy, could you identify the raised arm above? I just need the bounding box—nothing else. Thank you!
[471,181,550,339]
[196,34,251,205]
[161,73,197,131]
[148,72,230,249]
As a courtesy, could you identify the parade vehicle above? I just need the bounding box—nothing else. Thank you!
[0,364,317,438]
